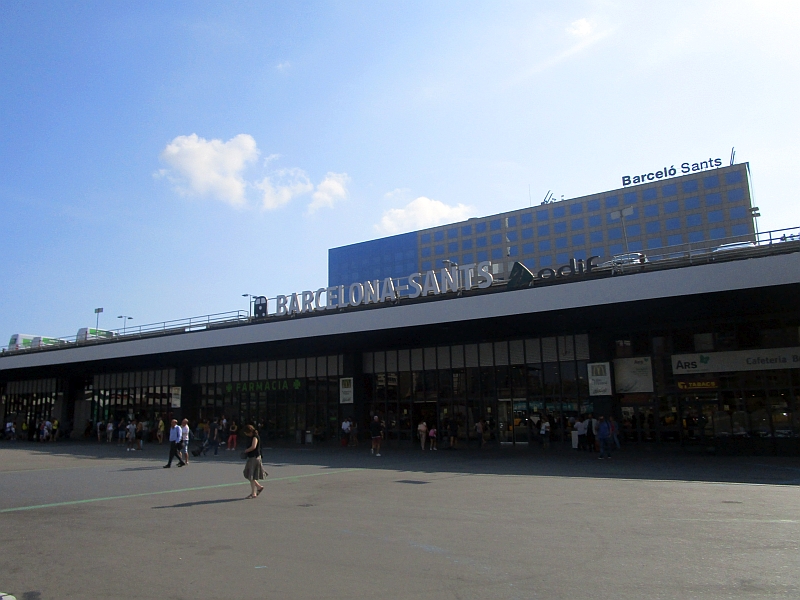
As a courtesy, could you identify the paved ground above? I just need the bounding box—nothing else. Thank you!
[0,440,799,600]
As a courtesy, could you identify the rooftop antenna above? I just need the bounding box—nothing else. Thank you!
[730,147,735,166]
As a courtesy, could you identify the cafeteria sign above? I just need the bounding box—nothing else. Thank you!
[672,347,800,374]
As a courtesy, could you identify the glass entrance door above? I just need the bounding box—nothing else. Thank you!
[681,395,720,445]
[512,399,529,444]
[498,399,512,444]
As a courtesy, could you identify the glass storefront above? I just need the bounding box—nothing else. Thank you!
[193,355,343,441]
[2,378,63,439]
[362,336,592,447]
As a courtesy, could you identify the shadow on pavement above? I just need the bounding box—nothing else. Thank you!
[3,439,800,486]
[153,498,246,509]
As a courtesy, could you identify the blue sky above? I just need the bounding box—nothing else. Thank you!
[2,1,799,342]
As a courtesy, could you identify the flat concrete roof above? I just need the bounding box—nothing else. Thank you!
[1,251,798,372]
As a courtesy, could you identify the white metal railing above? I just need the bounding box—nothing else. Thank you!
[1,311,248,355]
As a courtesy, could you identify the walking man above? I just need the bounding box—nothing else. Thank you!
[369,415,382,457]
[180,418,191,464]
[597,415,612,460]
[164,419,185,468]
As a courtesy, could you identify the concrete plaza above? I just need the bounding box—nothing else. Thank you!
[0,440,798,599]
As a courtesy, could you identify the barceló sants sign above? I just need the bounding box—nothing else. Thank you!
[622,156,723,187]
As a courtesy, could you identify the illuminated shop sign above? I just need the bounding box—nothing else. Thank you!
[622,157,723,186]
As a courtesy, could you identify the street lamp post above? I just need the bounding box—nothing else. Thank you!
[94,307,103,333]
[610,206,635,253]
[117,315,133,334]
[242,293,257,318]
[750,206,761,242]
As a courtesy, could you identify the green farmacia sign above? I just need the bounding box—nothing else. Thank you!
[225,380,302,393]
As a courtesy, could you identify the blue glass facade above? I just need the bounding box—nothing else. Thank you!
[328,163,754,285]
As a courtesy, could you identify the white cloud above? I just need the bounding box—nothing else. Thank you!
[375,196,475,235]
[567,18,593,37]
[256,168,314,210]
[276,61,291,71]
[308,172,350,213]
[159,133,258,207]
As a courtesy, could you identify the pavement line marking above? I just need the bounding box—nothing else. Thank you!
[0,468,361,514]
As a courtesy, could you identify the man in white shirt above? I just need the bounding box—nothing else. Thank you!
[180,418,191,464]
[164,419,185,468]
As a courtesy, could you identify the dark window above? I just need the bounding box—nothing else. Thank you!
[645,221,661,234]
[571,218,584,230]
[448,242,458,253]
[590,231,603,243]
[662,184,677,197]
[421,247,431,258]
[538,224,550,236]
[572,234,585,245]
[475,222,487,233]
[490,233,502,245]
[623,192,637,204]
[522,242,534,254]
[507,216,517,227]
[553,222,567,233]
[555,237,567,248]
[664,200,679,214]
[705,193,722,206]
[707,210,724,223]
[608,227,622,240]
[665,218,680,231]
[490,219,501,231]
[491,248,503,260]
[521,227,533,239]
[587,199,600,211]
[537,210,549,221]
[447,228,458,239]
[589,215,601,227]
[704,175,719,189]
[552,206,566,218]
[570,203,583,215]
[477,236,487,247]
[461,239,473,250]
[434,244,444,255]
[538,240,551,251]
[477,250,488,261]
[434,231,444,241]
[727,188,744,202]
[644,205,659,217]
[506,230,518,242]
[685,197,700,210]
[461,225,473,235]
[605,196,619,208]
[421,233,431,244]
[642,188,657,200]
[682,180,698,193]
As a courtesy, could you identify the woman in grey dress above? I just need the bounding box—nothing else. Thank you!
[242,424,266,498]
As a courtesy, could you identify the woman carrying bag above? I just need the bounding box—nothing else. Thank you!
[241,425,267,499]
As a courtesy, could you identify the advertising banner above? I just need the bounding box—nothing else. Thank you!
[672,347,800,374]
[170,386,182,408]
[587,362,612,396]
[613,357,654,393]
[339,377,354,404]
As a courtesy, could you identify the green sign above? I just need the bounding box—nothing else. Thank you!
[225,379,302,393]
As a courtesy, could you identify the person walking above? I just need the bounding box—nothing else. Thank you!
[597,415,612,459]
[610,416,621,450]
[242,425,266,499]
[163,419,185,468]
[540,417,551,449]
[227,421,238,451]
[417,420,428,450]
[135,419,144,450]
[126,420,136,451]
[341,418,351,447]
[349,420,359,447]
[369,415,382,456]
[180,418,191,464]
[156,417,165,444]
[476,419,485,448]
[448,418,458,449]
[428,423,438,450]
[575,415,587,451]
[585,413,596,453]
[203,418,220,456]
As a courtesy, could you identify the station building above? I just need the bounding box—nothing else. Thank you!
[2,164,799,455]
